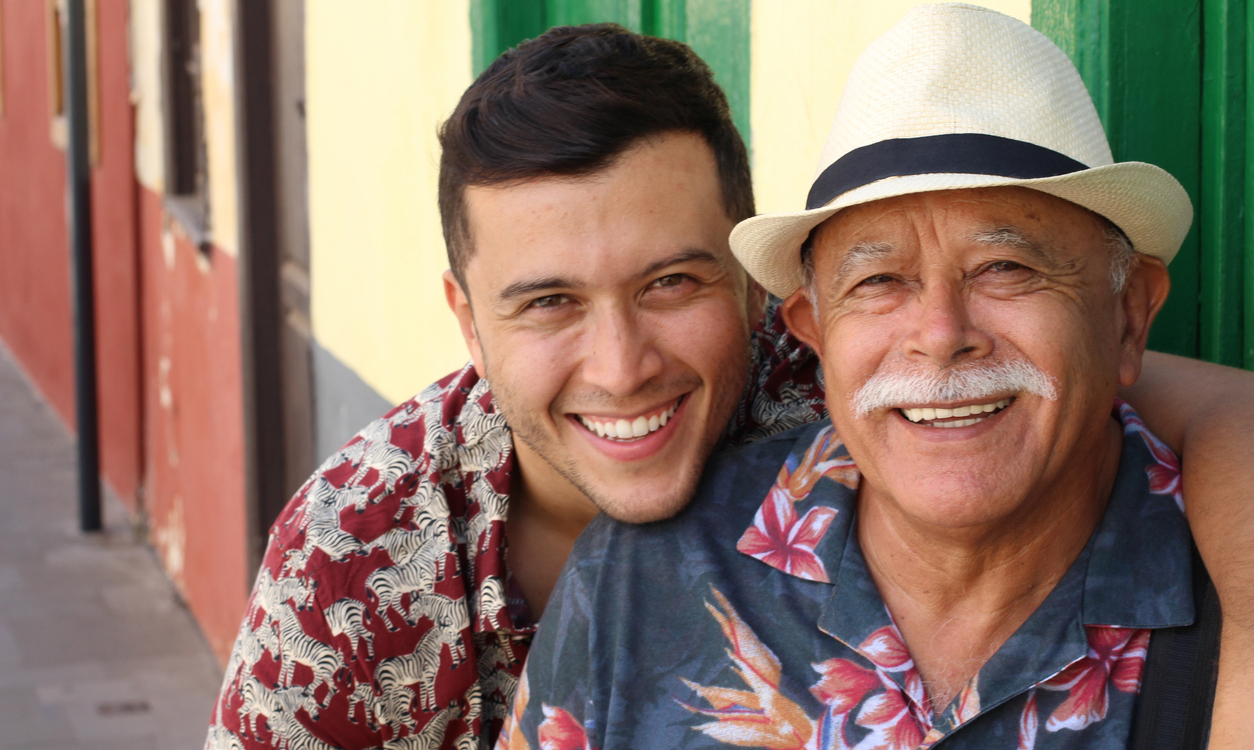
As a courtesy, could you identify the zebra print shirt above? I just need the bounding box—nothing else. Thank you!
[205,300,825,750]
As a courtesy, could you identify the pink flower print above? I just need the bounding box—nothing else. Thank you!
[737,488,839,582]
[1041,626,1149,732]
[855,625,935,726]
[538,704,596,750]
[851,672,928,750]
[953,678,981,724]
[858,626,913,672]
[1017,691,1038,750]
[1116,400,1183,512]
[681,588,816,749]
[810,657,881,713]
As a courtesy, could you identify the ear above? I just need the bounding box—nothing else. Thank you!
[1116,257,1171,387]
[746,278,768,324]
[780,286,825,357]
[444,270,488,378]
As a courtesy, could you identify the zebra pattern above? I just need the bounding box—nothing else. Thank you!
[324,597,375,660]
[274,602,347,708]
[237,676,329,748]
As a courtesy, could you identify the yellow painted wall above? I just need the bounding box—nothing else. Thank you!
[200,0,239,256]
[306,0,473,404]
[129,0,164,193]
[750,0,1032,215]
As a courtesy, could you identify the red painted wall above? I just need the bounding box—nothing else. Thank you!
[0,0,248,660]
[137,187,249,662]
[91,0,143,510]
[0,0,143,511]
[0,0,75,424]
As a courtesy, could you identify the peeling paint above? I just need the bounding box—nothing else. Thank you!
[161,224,176,270]
[153,492,187,591]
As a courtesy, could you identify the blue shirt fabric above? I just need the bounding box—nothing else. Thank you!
[501,401,1193,750]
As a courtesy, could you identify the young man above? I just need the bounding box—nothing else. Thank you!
[207,23,1254,750]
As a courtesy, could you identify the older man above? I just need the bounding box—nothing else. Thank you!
[504,6,1224,748]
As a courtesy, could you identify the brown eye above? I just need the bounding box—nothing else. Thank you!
[653,274,687,288]
[858,274,895,287]
[529,294,568,309]
[990,261,1024,272]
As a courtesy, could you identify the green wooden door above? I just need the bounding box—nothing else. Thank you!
[1034,0,1254,369]
[470,0,750,145]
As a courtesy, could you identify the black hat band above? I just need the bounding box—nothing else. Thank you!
[805,133,1091,211]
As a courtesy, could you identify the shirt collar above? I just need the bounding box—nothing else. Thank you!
[736,400,1194,655]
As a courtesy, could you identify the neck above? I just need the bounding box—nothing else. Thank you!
[504,439,599,619]
[857,417,1123,714]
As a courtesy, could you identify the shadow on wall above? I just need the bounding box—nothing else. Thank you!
[312,341,397,465]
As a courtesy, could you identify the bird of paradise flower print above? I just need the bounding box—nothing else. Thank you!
[683,588,938,750]
[737,427,858,583]
[680,588,816,749]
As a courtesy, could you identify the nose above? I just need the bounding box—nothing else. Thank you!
[901,278,994,366]
[581,306,665,397]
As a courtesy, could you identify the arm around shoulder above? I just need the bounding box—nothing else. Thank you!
[1118,351,1254,749]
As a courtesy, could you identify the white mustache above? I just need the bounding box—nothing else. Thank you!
[852,359,1059,418]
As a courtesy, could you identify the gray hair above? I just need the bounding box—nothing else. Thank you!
[1104,224,1138,293]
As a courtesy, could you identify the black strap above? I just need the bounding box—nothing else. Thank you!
[1128,545,1222,749]
[805,133,1090,211]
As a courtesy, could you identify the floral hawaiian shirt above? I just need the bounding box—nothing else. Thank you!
[500,401,1194,750]
[205,302,825,750]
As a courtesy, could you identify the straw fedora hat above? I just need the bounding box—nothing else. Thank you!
[730,3,1193,299]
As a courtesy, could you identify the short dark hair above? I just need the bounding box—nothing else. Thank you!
[438,23,754,285]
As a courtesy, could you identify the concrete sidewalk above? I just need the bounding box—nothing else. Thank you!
[0,344,222,749]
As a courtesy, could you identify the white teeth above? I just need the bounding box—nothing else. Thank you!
[631,416,649,437]
[901,399,1012,425]
[578,401,679,441]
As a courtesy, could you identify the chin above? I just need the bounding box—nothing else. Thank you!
[591,485,696,525]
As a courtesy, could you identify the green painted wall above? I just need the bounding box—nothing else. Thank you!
[470,0,750,146]
[1035,0,1253,370]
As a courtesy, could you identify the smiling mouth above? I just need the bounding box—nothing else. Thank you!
[576,397,682,441]
[899,398,1012,428]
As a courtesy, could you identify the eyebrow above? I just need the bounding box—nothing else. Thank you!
[635,248,722,280]
[494,248,722,305]
[835,241,896,285]
[967,226,1059,266]
[497,275,579,304]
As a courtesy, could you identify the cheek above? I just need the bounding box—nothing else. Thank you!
[821,314,897,388]
[656,296,751,357]
[480,327,581,411]
[979,295,1114,364]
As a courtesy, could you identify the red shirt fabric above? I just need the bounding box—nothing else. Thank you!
[205,302,825,750]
